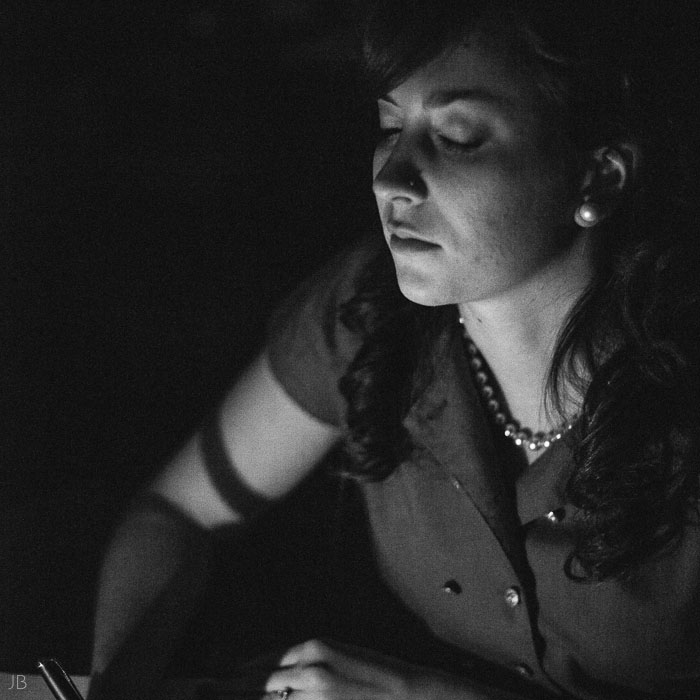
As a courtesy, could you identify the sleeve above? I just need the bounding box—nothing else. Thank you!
[265,238,380,427]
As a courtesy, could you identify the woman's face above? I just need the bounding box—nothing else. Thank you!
[372,36,591,307]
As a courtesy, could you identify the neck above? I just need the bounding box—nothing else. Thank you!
[458,251,592,434]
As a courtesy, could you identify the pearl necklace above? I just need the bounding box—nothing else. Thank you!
[458,318,574,452]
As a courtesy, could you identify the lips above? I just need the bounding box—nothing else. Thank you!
[386,220,440,252]
[390,235,440,253]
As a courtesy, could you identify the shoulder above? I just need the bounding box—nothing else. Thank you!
[277,234,382,309]
[269,235,384,351]
[265,234,387,426]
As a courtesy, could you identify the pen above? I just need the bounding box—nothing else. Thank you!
[37,659,85,700]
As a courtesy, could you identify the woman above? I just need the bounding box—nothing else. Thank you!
[89,1,700,699]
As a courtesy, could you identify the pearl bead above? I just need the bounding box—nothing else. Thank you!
[580,204,597,221]
[459,327,576,452]
[575,201,600,228]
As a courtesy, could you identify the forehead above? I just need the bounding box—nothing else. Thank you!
[382,36,541,113]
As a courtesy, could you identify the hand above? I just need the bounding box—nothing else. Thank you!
[216,638,473,700]
[264,638,421,700]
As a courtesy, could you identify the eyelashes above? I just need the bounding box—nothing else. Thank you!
[437,134,484,153]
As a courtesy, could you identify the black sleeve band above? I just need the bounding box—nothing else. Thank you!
[199,407,271,521]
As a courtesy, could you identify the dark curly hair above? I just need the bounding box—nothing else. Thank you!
[337,0,700,581]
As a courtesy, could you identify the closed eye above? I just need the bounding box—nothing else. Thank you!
[438,134,483,153]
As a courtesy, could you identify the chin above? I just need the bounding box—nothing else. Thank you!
[395,276,450,307]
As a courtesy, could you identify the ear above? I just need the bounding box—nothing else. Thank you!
[575,143,641,227]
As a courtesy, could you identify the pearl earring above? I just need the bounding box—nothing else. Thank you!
[574,201,600,228]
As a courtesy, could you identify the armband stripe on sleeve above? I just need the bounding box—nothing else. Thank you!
[199,408,271,520]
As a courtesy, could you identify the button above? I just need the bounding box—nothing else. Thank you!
[514,662,534,678]
[450,475,464,491]
[442,579,462,595]
[545,508,565,523]
[504,586,521,607]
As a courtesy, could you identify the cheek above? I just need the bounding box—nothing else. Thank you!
[524,142,579,222]
[433,158,574,271]
[477,152,572,230]
[435,164,530,235]
[372,144,390,181]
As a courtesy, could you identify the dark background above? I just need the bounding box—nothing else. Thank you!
[2,0,379,673]
[3,0,700,678]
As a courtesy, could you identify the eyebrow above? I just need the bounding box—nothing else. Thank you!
[426,88,509,109]
[380,88,509,110]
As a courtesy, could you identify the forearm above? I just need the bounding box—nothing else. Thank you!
[88,492,213,700]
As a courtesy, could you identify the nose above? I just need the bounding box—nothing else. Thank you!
[372,137,426,203]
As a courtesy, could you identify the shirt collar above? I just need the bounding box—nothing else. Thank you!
[402,321,518,544]
[515,435,576,524]
[402,317,575,527]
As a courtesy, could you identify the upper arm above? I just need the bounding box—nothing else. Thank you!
[149,350,342,528]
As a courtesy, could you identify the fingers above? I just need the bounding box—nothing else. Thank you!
[264,662,336,695]
[277,638,405,684]
[210,643,333,698]
[263,666,306,693]
[206,666,332,700]
[276,639,338,668]
[214,639,410,700]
